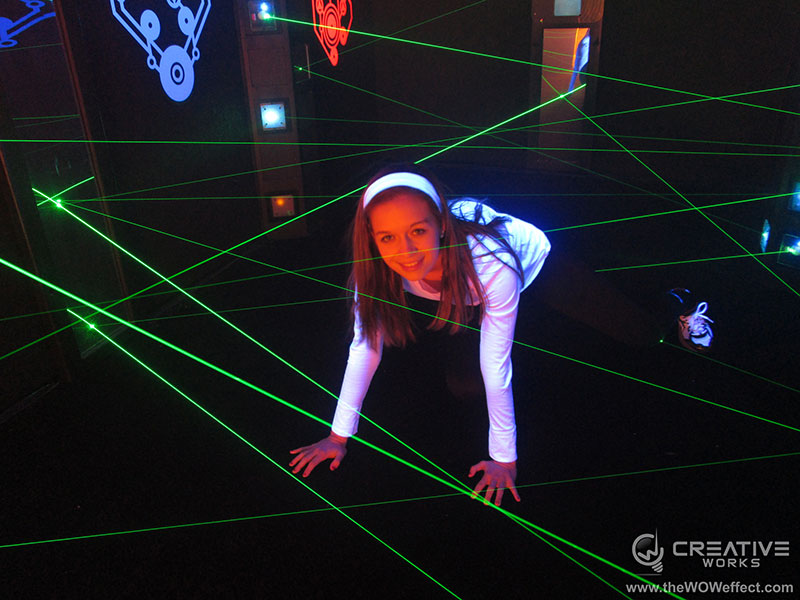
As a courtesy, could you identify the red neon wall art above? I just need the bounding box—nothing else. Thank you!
[312,0,352,66]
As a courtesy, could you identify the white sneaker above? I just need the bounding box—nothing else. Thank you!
[677,301,714,352]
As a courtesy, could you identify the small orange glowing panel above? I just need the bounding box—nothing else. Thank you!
[271,195,295,218]
[312,0,352,66]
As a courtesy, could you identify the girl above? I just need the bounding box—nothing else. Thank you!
[289,166,550,507]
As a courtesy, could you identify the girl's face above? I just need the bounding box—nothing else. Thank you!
[368,191,444,282]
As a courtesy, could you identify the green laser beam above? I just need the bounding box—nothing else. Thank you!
[13,134,794,156]
[65,310,463,599]
[54,193,799,418]
[35,175,95,205]
[289,108,800,153]
[0,255,692,598]
[4,12,788,592]
[290,82,800,151]
[431,145,800,158]
[5,450,797,550]
[10,310,639,600]
[327,286,800,436]
[55,196,465,294]
[10,90,792,468]
[595,250,788,273]
[548,76,800,300]
[290,114,468,129]
[531,127,800,152]
[0,260,467,499]
[60,204,754,267]
[14,116,81,130]
[308,0,487,68]
[3,137,448,146]
[35,190,356,414]
[296,65,504,137]
[545,191,794,233]
[55,190,776,204]
[51,197,635,599]
[507,82,800,134]
[24,180,795,424]
[84,142,408,200]
[0,42,62,53]
[47,195,800,432]
[0,185,781,325]
[298,63,690,210]
[0,142,419,360]
[662,341,800,396]
[414,84,586,162]
[38,191,500,525]
[276,14,798,117]
[12,114,80,121]
[64,194,356,203]
[37,186,485,502]
[92,297,348,326]
[0,289,345,325]
[6,80,578,362]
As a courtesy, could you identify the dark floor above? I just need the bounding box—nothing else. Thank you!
[2,168,799,599]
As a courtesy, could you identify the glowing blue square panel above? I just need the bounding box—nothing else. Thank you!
[260,100,287,132]
[554,0,581,17]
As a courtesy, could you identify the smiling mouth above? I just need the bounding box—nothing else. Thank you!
[398,258,423,271]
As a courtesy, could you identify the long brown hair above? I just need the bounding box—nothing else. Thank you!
[348,165,523,349]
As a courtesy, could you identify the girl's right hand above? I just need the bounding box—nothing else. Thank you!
[289,433,348,477]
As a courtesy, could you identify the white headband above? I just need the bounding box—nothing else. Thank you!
[362,172,442,212]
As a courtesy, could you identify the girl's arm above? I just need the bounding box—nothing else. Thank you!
[289,310,382,476]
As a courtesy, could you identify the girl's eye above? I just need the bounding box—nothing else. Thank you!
[412,228,426,236]
[380,235,394,243]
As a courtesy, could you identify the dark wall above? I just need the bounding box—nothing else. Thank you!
[594,0,800,192]
[58,0,260,302]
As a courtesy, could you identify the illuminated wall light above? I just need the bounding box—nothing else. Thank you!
[259,100,287,131]
[247,0,278,32]
[789,182,800,212]
[270,195,296,218]
[777,233,800,269]
[760,219,770,253]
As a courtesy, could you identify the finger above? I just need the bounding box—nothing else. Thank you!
[471,476,488,499]
[494,486,504,507]
[302,454,324,478]
[291,452,313,474]
[483,484,496,506]
[289,444,311,456]
[510,482,521,503]
[468,461,486,478]
[330,456,341,470]
[288,452,305,468]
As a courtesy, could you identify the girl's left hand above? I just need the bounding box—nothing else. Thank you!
[468,460,521,507]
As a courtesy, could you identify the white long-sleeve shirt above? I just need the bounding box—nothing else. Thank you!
[331,200,551,462]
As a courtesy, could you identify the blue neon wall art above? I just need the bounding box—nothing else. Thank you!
[109,0,211,102]
[0,0,55,48]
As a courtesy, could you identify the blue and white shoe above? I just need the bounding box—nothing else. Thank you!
[677,301,714,352]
